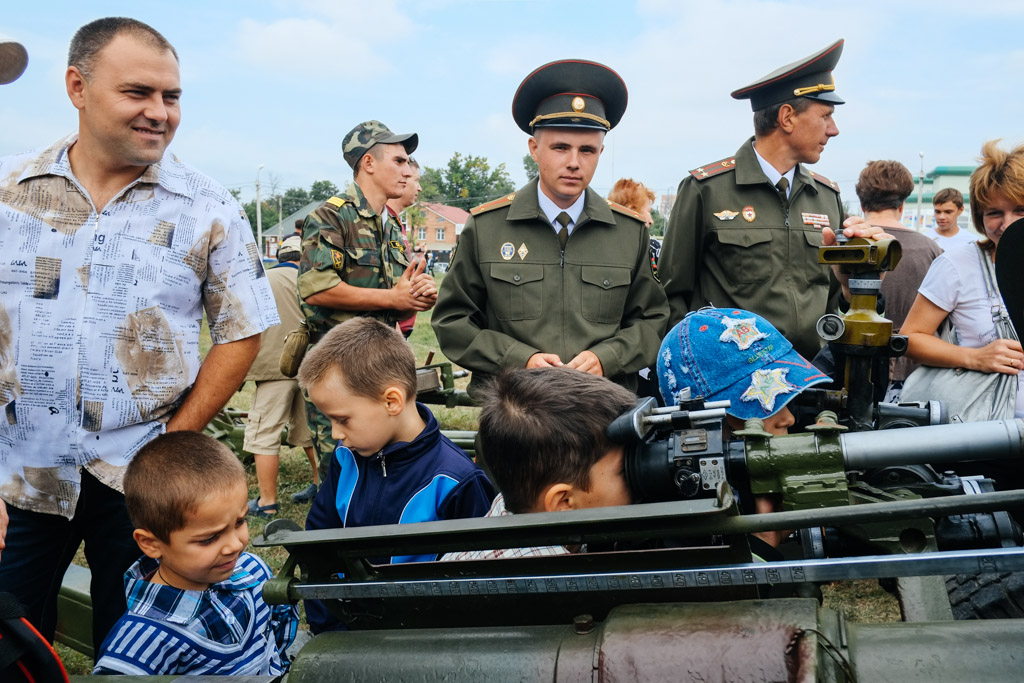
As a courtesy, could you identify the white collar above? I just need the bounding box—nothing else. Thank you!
[536,184,585,232]
[752,142,795,196]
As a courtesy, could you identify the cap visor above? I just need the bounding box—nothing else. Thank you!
[379,132,418,155]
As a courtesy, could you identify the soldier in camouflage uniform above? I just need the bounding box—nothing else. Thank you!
[432,60,669,398]
[659,40,848,361]
[298,120,436,480]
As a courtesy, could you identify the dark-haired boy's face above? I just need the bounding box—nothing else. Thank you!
[933,201,963,231]
[572,446,632,509]
[308,368,396,456]
[144,480,249,591]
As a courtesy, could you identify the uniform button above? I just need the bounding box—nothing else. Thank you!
[513,274,521,282]
[603,279,610,286]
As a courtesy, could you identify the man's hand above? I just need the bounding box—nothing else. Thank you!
[0,498,7,564]
[390,259,436,314]
[409,266,438,301]
[566,350,604,376]
[822,216,894,245]
[526,353,564,369]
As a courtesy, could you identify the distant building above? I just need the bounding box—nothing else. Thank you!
[413,202,468,255]
[904,166,975,232]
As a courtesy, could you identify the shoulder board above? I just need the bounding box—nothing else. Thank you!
[689,157,737,181]
[606,200,643,221]
[471,193,516,216]
[325,196,347,208]
[808,171,841,193]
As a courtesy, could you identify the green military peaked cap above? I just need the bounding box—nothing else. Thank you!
[731,39,845,111]
[342,120,418,170]
[512,59,628,134]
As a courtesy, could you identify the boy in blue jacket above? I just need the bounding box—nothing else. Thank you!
[298,317,495,632]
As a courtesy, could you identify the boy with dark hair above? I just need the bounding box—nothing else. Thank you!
[444,367,636,560]
[93,432,298,676]
[298,316,494,631]
[926,187,975,248]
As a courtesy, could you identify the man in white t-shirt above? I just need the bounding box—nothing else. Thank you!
[924,187,976,248]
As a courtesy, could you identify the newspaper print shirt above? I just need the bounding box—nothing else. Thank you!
[0,135,278,518]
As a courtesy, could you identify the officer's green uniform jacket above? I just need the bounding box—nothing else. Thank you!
[659,138,843,360]
[297,182,410,342]
[432,178,669,396]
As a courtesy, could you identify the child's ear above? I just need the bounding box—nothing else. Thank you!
[134,528,164,560]
[539,483,574,512]
[382,385,407,416]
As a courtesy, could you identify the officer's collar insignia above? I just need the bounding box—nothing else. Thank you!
[714,209,739,221]
[802,212,830,227]
[742,205,756,222]
[741,368,796,412]
[500,242,515,260]
[719,316,767,350]
[518,243,529,260]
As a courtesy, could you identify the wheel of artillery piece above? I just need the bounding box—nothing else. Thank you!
[946,572,1024,620]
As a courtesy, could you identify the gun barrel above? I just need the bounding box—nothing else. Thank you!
[841,419,1024,469]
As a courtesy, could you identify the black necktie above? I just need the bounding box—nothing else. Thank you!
[555,211,571,250]
[776,177,790,210]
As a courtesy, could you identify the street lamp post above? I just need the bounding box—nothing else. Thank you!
[916,152,925,230]
[255,164,265,258]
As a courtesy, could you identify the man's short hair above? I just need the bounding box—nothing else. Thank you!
[970,139,1024,237]
[297,317,417,400]
[752,96,815,137]
[478,368,637,514]
[855,160,914,213]
[68,17,177,80]
[409,157,420,171]
[933,187,964,209]
[608,178,655,214]
[294,219,304,231]
[124,431,244,542]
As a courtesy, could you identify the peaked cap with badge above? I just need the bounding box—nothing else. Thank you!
[512,59,628,134]
[658,40,847,362]
[731,39,845,111]
[431,58,668,398]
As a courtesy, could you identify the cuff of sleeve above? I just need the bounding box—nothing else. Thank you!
[503,342,542,369]
[297,269,342,300]
[589,343,622,377]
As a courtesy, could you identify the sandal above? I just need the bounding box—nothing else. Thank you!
[247,498,278,519]
[292,483,318,504]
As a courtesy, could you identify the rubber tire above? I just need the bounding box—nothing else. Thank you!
[945,572,1024,619]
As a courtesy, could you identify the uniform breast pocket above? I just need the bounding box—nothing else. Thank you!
[343,246,381,273]
[802,230,830,285]
[581,265,632,324]
[488,263,544,321]
[713,229,773,285]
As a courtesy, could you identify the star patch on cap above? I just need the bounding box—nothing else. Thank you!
[719,316,767,350]
[740,368,796,412]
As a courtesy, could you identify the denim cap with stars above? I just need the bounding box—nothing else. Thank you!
[657,307,830,419]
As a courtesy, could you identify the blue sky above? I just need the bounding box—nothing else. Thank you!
[2,0,1022,210]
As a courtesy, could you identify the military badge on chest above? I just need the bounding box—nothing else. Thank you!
[802,213,830,229]
[742,206,756,222]
[500,242,515,260]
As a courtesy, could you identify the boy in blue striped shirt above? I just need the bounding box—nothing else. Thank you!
[93,432,298,675]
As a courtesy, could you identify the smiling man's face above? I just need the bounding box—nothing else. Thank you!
[70,33,181,172]
[529,127,605,209]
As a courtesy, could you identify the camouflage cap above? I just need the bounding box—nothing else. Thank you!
[342,120,418,170]
[0,32,28,85]
[277,235,302,257]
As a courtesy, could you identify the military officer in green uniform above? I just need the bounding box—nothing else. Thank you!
[432,59,669,398]
[298,120,436,477]
[660,40,852,361]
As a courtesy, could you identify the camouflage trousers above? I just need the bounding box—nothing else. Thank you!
[304,390,335,485]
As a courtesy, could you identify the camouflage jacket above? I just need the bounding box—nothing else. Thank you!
[297,182,410,341]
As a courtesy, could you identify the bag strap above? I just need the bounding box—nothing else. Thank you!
[976,242,1019,342]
